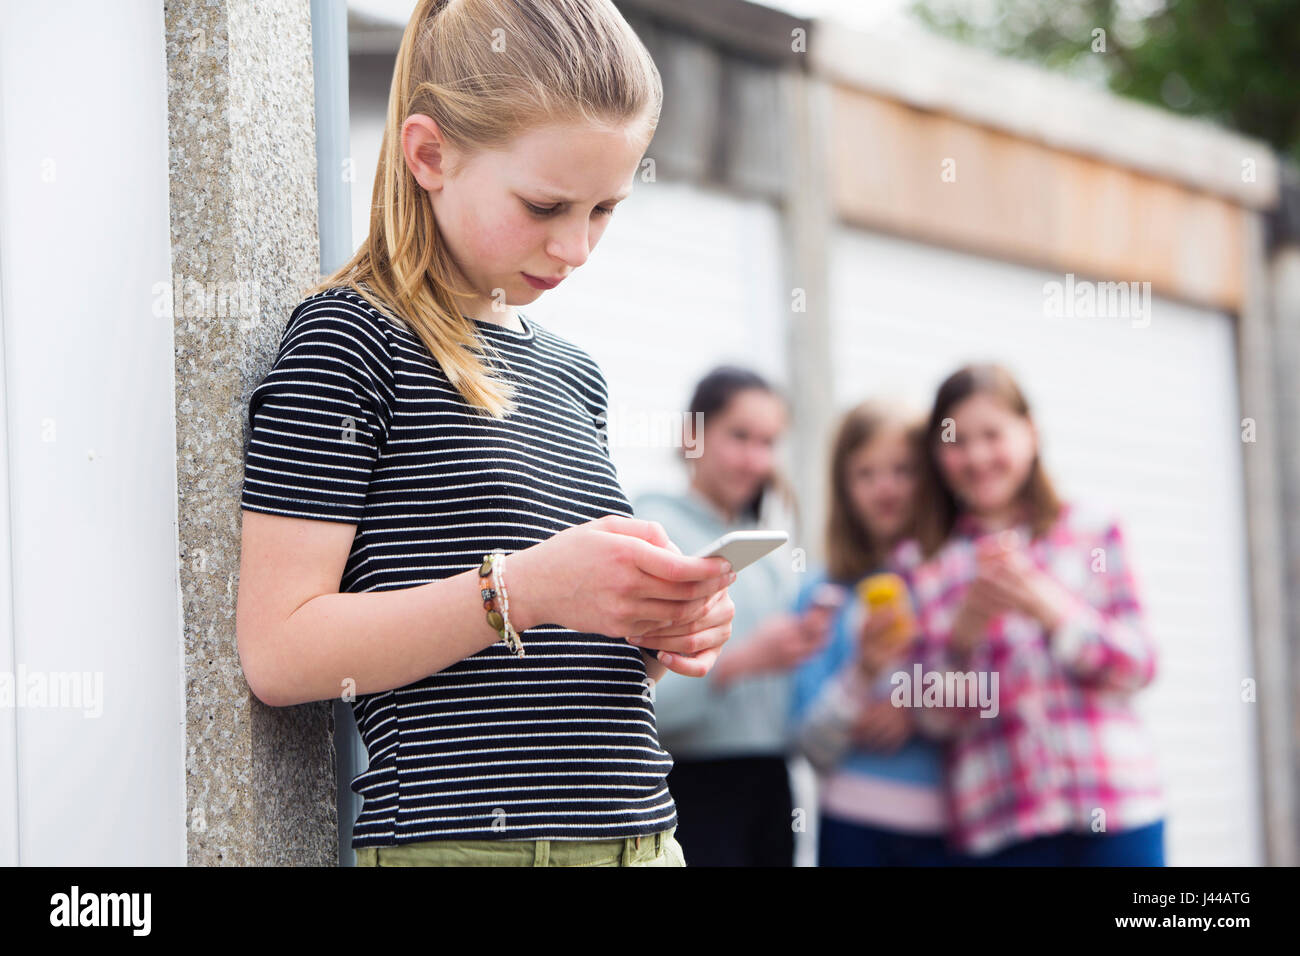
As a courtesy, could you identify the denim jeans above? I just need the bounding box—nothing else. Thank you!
[354,826,685,867]
[817,814,968,866]
[977,820,1166,866]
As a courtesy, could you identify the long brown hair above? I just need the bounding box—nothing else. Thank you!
[309,0,662,418]
[824,400,925,583]
[913,363,1063,559]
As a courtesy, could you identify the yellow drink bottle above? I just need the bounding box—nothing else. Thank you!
[856,572,917,650]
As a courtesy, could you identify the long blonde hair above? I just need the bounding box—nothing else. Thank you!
[310,0,663,418]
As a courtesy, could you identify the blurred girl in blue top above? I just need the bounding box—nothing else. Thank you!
[789,399,966,866]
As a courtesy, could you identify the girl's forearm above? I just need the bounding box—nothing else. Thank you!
[792,664,869,771]
[709,639,756,690]
[253,567,508,707]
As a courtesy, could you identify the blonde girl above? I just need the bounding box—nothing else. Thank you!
[236,0,736,867]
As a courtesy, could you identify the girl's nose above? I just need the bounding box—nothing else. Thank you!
[548,221,592,269]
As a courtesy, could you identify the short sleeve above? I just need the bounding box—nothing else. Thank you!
[240,298,394,524]
[586,362,614,459]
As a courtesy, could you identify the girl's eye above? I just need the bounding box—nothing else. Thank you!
[523,201,614,218]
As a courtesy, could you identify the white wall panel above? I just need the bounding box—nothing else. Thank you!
[0,0,184,864]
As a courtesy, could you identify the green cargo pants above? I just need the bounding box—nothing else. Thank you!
[354,826,685,867]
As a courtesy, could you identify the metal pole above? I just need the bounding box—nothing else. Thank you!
[310,0,360,868]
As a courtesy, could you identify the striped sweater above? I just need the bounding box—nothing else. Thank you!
[240,286,676,847]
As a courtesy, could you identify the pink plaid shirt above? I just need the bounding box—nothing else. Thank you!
[890,500,1165,856]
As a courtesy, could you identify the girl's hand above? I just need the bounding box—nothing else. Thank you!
[729,608,834,679]
[767,610,834,671]
[949,572,1012,656]
[506,515,735,639]
[800,600,840,653]
[855,605,911,678]
[848,698,912,752]
[706,597,836,690]
[626,586,736,677]
[975,544,1072,632]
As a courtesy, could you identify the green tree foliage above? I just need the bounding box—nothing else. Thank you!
[912,0,1300,163]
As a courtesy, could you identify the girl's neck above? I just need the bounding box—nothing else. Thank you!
[455,278,525,332]
[874,530,905,556]
[468,303,525,333]
[966,500,1026,533]
[689,474,738,525]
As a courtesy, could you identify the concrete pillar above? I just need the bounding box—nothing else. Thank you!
[165,0,334,865]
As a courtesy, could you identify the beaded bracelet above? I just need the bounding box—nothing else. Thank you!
[478,548,524,657]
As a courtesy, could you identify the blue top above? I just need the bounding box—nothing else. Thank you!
[788,569,946,790]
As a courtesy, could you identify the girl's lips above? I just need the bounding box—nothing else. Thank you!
[523,272,562,290]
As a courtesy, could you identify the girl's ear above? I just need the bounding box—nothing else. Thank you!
[401,114,446,192]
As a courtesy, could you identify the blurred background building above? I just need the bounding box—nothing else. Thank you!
[0,0,1295,866]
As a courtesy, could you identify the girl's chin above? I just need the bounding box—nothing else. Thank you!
[868,517,907,540]
[727,486,763,510]
[962,489,1012,511]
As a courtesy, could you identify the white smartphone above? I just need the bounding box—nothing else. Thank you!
[692,530,789,574]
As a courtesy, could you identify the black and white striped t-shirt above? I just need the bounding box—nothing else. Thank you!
[240,286,676,847]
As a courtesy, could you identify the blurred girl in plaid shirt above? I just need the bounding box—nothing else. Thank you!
[897,363,1166,865]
